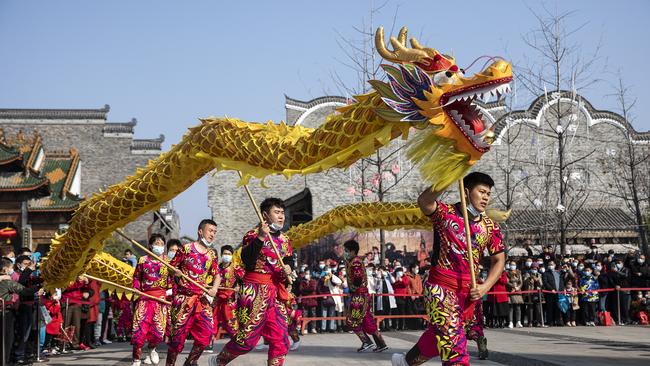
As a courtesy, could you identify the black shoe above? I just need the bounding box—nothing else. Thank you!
[357,342,375,352]
[373,345,389,353]
[477,336,489,360]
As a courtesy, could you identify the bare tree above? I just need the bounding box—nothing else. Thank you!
[515,6,606,254]
[596,74,650,255]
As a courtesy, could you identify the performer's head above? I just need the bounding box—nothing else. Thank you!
[260,197,285,232]
[221,245,234,264]
[463,172,495,214]
[166,238,181,259]
[149,233,166,256]
[343,239,360,260]
[197,219,218,246]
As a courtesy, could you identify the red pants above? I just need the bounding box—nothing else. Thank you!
[167,294,214,353]
[218,277,289,365]
[131,297,168,348]
[345,293,378,343]
[213,296,238,337]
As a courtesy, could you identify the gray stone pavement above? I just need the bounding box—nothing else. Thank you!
[35,326,649,365]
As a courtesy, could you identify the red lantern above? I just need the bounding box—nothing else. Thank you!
[0,227,17,239]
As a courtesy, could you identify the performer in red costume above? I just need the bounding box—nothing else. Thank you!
[166,219,222,366]
[343,239,388,353]
[130,234,172,366]
[212,245,244,341]
[392,172,506,366]
[213,197,294,366]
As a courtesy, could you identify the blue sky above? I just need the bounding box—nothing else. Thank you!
[1,0,648,236]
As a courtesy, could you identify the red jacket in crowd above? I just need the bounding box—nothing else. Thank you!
[45,299,63,335]
[488,271,509,303]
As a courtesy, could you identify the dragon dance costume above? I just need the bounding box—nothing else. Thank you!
[403,200,503,366]
[131,255,171,363]
[166,242,219,366]
[215,230,293,366]
[213,262,244,338]
[345,255,387,351]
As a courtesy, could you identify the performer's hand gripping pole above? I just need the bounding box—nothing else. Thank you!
[237,171,293,284]
[115,229,234,292]
[458,179,477,289]
[84,274,172,306]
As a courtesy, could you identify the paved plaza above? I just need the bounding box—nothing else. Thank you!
[36,326,650,365]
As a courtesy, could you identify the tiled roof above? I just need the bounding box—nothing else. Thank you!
[0,144,21,165]
[0,105,109,120]
[506,208,638,233]
[0,132,82,211]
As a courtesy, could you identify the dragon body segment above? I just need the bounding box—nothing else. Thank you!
[41,26,512,288]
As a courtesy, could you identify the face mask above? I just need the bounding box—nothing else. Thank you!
[167,251,176,260]
[578,265,584,271]
[222,255,232,263]
[596,266,602,271]
[396,271,403,277]
[539,268,546,273]
[152,246,165,255]
[548,265,556,271]
[571,262,578,267]
[538,261,544,265]
[639,294,644,299]
[304,274,311,280]
[414,267,419,274]
[510,265,517,270]
[6,269,14,276]
[367,269,374,276]
[525,261,532,267]
[616,263,624,270]
[319,264,325,269]
[201,237,212,247]
[467,202,481,217]
[269,222,283,232]
[325,269,332,274]
[639,259,645,264]
[9,257,15,264]
[584,271,592,276]
[341,270,347,276]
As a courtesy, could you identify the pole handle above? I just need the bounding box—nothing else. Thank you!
[458,179,477,289]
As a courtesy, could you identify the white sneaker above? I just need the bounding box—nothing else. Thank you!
[391,353,408,366]
[102,339,112,344]
[132,361,142,366]
[516,322,523,328]
[290,339,301,351]
[142,355,152,365]
[150,349,160,364]
[508,322,514,329]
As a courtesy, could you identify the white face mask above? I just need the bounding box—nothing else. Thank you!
[200,237,212,247]
[396,271,403,277]
[467,202,481,217]
[269,222,283,232]
[539,268,546,273]
[304,274,311,280]
[222,255,232,264]
[167,251,176,260]
[152,246,165,256]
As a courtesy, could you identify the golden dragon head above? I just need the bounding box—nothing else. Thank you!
[372,27,512,167]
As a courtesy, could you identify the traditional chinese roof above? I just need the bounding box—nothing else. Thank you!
[506,208,638,233]
[0,130,82,211]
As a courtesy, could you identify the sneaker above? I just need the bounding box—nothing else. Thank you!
[374,345,389,353]
[310,329,318,334]
[150,349,160,364]
[302,329,308,335]
[357,342,375,353]
[102,339,113,344]
[391,353,408,366]
[508,322,514,329]
[143,355,153,364]
[205,344,214,353]
[132,361,142,366]
[516,322,523,328]
[477,336,489,360]
[289,339,301,351]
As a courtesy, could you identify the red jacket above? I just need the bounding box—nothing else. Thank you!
[88,280,101,323]
[45,299,63,335]
[392,276,410,296]
[298,279,318,308]
[488,271,509,303]
[61,278,89,305]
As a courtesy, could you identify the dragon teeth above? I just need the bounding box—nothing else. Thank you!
[448,82,512,103]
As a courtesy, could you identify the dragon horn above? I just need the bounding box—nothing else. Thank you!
[375,26,427,63]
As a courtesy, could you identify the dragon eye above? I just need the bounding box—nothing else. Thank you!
[433,71,454,86]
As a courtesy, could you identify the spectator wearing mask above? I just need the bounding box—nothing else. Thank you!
[580,266,599,326]
[14,254,43,363]
[0,257,23,365]
[542,261,565,326]
[297,271,318,334]
[563,281,579,327]
[522,258,534,276]
[166,239,181,261]
[506,261,524,328]
[392,267,410,331]
[609,259,631,325]
[406,264,423,330]
[317,267,338,332]
[630,292,649,325]
[374,266,396,331]
[62,275,91,349]
[523,263,544,327]
[629,254,649,297]
[43,289,64,355]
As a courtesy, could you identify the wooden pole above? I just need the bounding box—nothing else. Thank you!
[115,229,212,293]
[114,229,235,292]
[84,274,172,306]
[237,171,293,284]
[458,179,477,289]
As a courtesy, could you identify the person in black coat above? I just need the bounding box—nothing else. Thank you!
[609,259,631,325]
[629,254,649,291]
[542,261,565,326]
